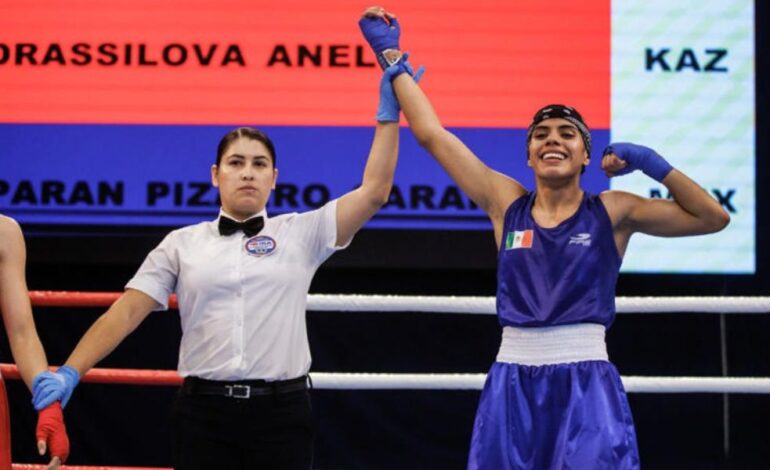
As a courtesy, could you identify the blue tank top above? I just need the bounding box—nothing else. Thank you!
[496,192,621,327]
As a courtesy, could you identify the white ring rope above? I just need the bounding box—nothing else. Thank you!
[306,295,770,314]
[304,295,770,394]
[310,373,770,394]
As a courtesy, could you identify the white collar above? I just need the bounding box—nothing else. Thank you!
[217,207,268,223]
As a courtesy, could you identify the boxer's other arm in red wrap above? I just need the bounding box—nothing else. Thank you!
[36,402,68,470]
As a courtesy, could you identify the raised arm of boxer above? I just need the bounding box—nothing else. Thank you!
[358,7,527,246]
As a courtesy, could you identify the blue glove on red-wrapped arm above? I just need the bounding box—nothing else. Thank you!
[603,142,674,183]
[31,365,80,410]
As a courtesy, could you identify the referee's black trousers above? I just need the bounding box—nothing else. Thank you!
[171,383,313,470]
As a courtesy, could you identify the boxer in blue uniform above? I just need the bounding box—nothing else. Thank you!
[359,7,730,469]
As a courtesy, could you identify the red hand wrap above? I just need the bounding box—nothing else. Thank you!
[36,402,69,463]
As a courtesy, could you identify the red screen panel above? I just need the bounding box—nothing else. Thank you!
[0,0,609,127]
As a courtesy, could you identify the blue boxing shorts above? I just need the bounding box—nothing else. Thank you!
[468,325,640,470]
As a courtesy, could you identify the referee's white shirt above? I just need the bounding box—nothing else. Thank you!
[125,200,346,381]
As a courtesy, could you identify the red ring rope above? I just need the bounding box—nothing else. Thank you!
[28,292,177,309]
[0,365,180,387]
[12,466,170,470]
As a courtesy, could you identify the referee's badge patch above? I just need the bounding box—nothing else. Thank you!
[245,235,277,257]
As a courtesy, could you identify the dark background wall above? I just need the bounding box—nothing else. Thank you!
[2,1,769,468]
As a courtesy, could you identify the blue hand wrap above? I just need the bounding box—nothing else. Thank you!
[603,142,673,182]
[377,54,425,122]
[359,16,401,70]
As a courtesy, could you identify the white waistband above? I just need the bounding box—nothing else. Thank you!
[496,323,608,366]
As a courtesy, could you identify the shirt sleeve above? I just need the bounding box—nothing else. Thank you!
[295,199,350,266]
[124,232,179,310]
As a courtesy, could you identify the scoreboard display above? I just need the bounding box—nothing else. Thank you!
[0,0,755,273]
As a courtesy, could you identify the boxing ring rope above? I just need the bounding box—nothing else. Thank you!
[0,364,770,394]
[15,290,770,394]
[28,291,770,314]
[4,291,770,468]
[10,466,169,470]
[3,364,770,394]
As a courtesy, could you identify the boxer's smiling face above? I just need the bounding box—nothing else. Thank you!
[527,118,589,180]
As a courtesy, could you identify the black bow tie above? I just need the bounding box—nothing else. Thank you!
[218,216,264,237]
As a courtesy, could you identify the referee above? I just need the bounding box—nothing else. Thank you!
[30,59,418,469]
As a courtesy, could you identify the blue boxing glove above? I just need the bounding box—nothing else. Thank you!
[359,15,400,69]
[377,53,425,122]
[31,365,80,410]
[603,142,674,182]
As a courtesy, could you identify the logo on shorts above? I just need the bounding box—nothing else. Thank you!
[568,233,592,247]
[245,235,277,257]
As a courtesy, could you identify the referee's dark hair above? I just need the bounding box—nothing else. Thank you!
[216,127,277,167]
